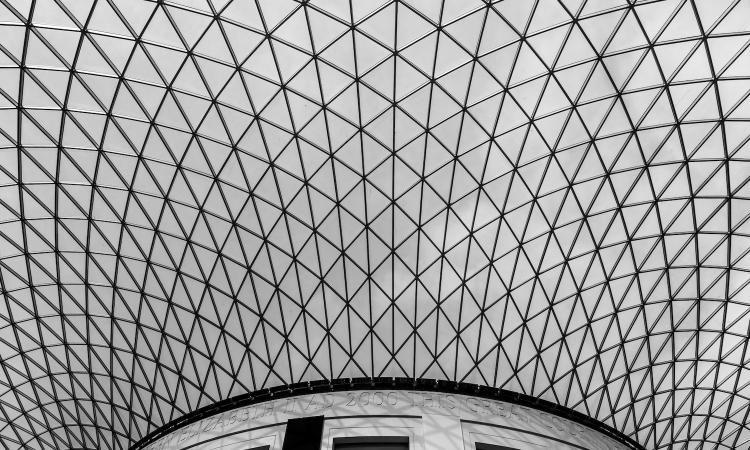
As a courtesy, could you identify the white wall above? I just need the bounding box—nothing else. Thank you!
[143,390,631,450]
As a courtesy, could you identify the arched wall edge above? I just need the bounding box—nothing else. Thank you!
[130,377,645,450]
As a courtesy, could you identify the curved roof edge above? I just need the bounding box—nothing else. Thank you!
[131,377,645,450]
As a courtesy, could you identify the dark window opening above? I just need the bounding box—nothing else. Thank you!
[333,436,409,450]
[282,416,325,450]
[475,443,520,450]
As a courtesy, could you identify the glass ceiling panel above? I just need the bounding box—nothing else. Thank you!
[1,0,750,449]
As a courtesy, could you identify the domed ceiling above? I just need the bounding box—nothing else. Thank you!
[1,0,750,448]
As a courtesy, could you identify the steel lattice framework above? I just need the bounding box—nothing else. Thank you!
[1,0,750,449]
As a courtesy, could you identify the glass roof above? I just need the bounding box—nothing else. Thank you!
[1,0,750,448]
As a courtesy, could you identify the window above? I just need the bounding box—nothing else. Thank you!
[332,436,409,450]
[475,443,519,450]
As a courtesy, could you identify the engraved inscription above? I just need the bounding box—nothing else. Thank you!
[345,390,399,407]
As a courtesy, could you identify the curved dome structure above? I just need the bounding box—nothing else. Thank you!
[1,0,750,448]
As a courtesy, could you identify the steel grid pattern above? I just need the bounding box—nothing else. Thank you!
[1,0,750,449]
